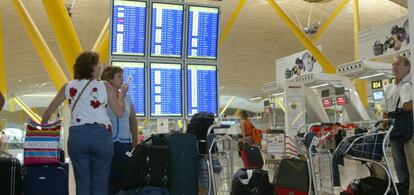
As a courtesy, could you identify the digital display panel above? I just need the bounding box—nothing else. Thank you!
[187,64,218,116]
[186,6,219,59]
[372,80,383,90]
[372,91,385,101]
[150,3,184,58]
[150,63,182,117]
[111,0,147,56]
[111,61,146,116]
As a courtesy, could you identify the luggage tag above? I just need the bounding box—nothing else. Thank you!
[125,148,135,158]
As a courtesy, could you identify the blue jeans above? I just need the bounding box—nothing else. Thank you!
[391,141,409,183]
[68,124,114,195]
[108,142,132,195]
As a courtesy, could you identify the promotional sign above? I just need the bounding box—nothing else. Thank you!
[358,16,409,59]
[276,46,323,81]
[284,82,306,137]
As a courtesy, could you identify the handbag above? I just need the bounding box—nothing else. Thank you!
[389,96,414,142]
[24,119,62,165]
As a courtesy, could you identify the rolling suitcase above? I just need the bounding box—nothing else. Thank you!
[0,151,22,195]
[168,133,199,195]
[241,143,264,169]
[23,163,69,195]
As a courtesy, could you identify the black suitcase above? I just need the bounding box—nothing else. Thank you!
[23,163,69,195]
[0,151,22,195]
[122,143,170,189]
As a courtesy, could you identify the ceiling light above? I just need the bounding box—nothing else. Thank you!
[309,83,329,89]
[22,94,56,97]
[272,92,285,96]
[249,97,263,101]
[358,73,386,80]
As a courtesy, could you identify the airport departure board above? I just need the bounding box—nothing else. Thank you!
[111,0,147,56]
[187,65,218,116]
[150,63,182,117]
[112,61,146,116]
[150,3,184,58]
[187,6,219,59]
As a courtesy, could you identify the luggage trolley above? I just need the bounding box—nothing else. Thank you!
[340,119,398,195]
[308,124,335,195]
[204,124,233,195]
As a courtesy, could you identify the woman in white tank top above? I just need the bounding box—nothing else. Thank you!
[42,51,127,195]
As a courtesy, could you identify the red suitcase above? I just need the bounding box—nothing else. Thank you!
[276,187,307,195]
[241,143,264,169]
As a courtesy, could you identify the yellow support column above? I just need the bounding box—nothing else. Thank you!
[12,0,68,90]
[0,3,7,100]
[220,96,236,116]
[352,0,368,106]
[13,97,42,124]
[312,0,350,42]
[92,19,110,64]
[267,0,336,73]
[219,0,247,45]
[42,0,83,78]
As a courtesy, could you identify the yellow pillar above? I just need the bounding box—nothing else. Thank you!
[9,99,15,112]
[92,19,110,64]
[219,0,247,45]
[352,0,368,106]
[220,96,236,116]
[12,0,68,90]
[267,0,336,73]
[13,97,42,124]
[42,0,83,78]
[0,4,7,99]
[312,0,350,42]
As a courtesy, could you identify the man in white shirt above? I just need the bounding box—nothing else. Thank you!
[382,56,414,194]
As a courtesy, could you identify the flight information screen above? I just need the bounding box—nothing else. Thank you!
[150,63,182,117]
[187,6,219,59]
[111,0,147,56]
[187,64,218,116]
[111,61,146,116]
[150,3,184,58]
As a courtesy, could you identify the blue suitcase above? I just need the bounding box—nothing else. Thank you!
[23,163,69,195]
[118,186,169,195]
[168,133,199,195]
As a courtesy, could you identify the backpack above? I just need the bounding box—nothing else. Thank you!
[186,112,215,154]
[340,177,387,195]
[231,168,273,195]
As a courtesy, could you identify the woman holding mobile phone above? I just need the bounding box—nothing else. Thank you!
[101,66,138,195]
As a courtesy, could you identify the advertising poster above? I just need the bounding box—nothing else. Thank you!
[358,16,409,59]
[276,46,323,81]
[284,82,306,137]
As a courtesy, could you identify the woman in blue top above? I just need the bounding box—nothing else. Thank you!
[102,66,138,194]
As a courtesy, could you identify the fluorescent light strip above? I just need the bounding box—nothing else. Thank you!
[309,83,329,89]
[358,73,386,80]
[249,97,263,101]
[22,94,56,97]
[272,92,285,96]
